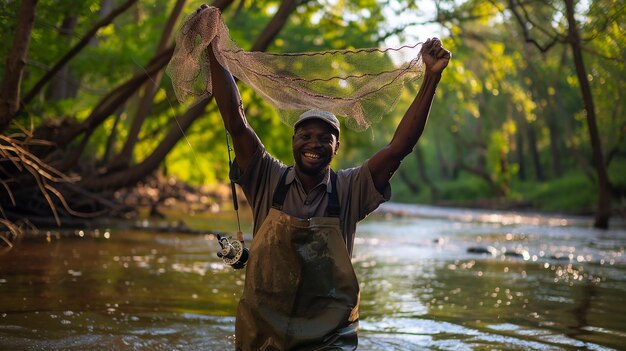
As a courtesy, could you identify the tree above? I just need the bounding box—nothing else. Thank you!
[105,0,187,172]
[0,0,38,132]
[2,0,364,225]
[428,0,623,226]
[506,0,612,227]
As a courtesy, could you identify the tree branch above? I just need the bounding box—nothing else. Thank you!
[507,0,561,52]
[20,0,138,108]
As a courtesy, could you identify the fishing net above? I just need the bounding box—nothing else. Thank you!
[167,5,426,131]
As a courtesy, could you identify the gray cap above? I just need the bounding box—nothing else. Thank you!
[294,109,340,135]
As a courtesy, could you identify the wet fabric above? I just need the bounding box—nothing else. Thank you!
[235,208,359,350]
[234,167,361,350]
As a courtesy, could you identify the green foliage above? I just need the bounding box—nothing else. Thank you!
[608,160,626,189]
[486,126,511,193]
[2,0,624,217]
[510,174,596,213]
[384,0,624,213]
[0,1,21,57]
[428,175,492,203]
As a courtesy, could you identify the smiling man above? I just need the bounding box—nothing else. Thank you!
[207,29,450,350]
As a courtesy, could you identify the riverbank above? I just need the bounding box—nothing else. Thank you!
[113,179,626,233]
[374,202,625,228]
[2,173,625,240]
[390,171,626,222]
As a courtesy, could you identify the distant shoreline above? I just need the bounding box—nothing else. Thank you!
[374,202,626,228]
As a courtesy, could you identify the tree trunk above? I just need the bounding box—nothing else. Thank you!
[459,159,506,198]
[434,135,451,179]
[90,0,115,47]
[100,0,114,16]
[523,42,563,179]
[0,0,38,132]
[475,93,488,176]
[553,67,595,181]
[519,42,548,181]
[414,145,439,201]
[398,169,420,194]
[545,55,565,179]
[52,47,174,153]
[80,97,214,191]
[498,143,510,195]
[565,0,611,229]
[107,0,187,171]
[605,123,626,168]
[514,109,527,181]
[47,15,79,101]
[547,117,563,177]
[526,120,544,181]
[102,105,126,163]
[454,131,505,197]
[250,0,306,52]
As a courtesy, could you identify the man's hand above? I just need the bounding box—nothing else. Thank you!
[187,4,220,47]
[421,38,451,74]
[196,3,210,13]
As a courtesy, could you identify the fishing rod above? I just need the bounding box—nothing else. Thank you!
[162,98,248,270]
[215,130,249,270]
[130,23,248,270]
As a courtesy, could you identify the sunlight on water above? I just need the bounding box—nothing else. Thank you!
[378,203,600,227]
[0,205,625,350]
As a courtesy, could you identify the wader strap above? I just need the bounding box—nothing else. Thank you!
[327,170,340,217]
[271,167,292,211]
[271,167,340,218]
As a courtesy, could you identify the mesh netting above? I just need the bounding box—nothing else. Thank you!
[167,6,426,131]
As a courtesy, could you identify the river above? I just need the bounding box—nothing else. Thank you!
[1,203,625,350]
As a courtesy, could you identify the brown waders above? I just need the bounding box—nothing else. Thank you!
[235,169,360,351]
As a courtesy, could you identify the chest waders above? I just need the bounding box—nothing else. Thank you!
[235,168,360,351]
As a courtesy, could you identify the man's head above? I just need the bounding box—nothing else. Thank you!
[294,109,340,138]
[292,109,340,177]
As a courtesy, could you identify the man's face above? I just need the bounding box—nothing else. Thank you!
[292,120,340,177]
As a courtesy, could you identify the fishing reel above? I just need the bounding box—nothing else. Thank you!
[216,233,249,270]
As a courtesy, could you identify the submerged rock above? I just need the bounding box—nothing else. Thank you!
[467,246,498,256]
[549,253,571,261]
[433,237,445,245]
[503,249,531,260]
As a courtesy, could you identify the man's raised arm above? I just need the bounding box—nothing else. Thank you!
[368,38,451,193]
[207,44,261,173]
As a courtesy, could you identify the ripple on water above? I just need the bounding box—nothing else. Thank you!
[1,207,625,351]
[0,311,236,351]
[360,317,615,351]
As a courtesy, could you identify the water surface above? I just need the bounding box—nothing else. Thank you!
[1,204,625,350]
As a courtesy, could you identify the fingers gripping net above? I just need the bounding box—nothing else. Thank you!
[167,6,426,131]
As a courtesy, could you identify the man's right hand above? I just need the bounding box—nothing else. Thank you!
[196,3,210,13]
[420,38,451,74]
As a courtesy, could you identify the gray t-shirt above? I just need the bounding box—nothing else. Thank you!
[231,146,391,257]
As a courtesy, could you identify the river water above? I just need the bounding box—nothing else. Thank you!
[1,203,625,350]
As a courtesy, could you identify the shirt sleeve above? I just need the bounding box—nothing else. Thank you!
[337,159,391,222]
[230,146,287,234]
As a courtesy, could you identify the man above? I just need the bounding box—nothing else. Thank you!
[208,28,450,350]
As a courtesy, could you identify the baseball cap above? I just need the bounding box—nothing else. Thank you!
[294,109,340,136]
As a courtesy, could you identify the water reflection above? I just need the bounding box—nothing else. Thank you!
[0,205,625,350]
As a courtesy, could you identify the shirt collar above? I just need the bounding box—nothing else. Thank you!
[286,167,333,193]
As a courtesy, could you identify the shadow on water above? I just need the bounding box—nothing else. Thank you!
[1,204,625,350]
